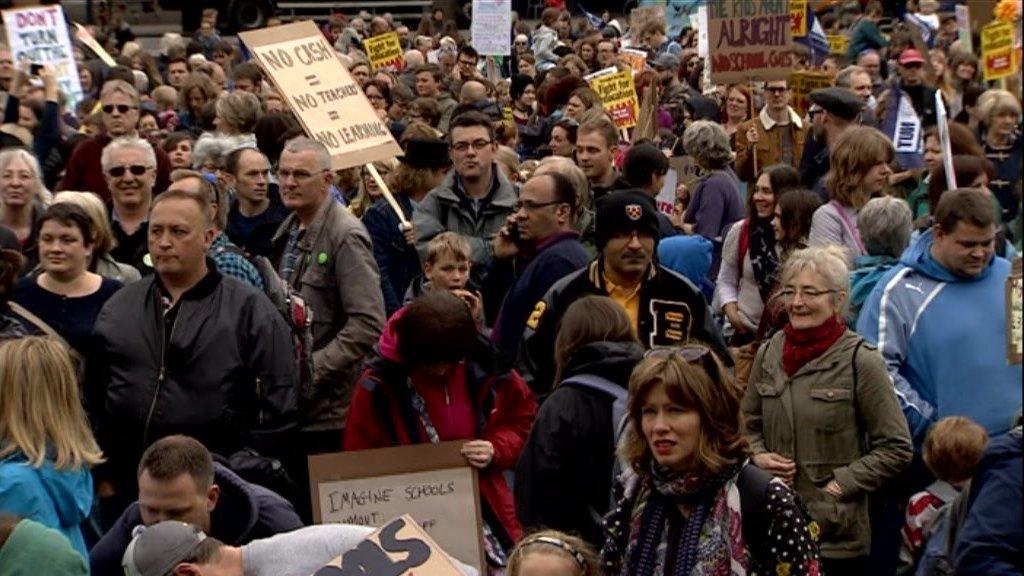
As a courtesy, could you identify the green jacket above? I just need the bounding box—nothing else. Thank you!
[742,330,913,558]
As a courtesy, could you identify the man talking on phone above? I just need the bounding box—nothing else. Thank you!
[490,172,589,359]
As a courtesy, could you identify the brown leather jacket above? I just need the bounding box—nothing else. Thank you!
[733,106,807,183]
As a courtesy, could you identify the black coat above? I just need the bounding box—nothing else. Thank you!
[86,267,300,496]
[514,341,644,547]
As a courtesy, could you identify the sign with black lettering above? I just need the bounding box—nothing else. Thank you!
[1008,258,1021,365]
[308,442,484,575]
[707,0,792,84]
[311,515,464,576]
[240,21,402,171]
[2,5,83,109]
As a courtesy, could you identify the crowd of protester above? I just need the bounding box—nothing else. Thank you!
[0,0,1021,575]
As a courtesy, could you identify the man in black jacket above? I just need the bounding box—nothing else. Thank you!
[90,436,302,575]
[87,187,299,525]
[518,191,728,397]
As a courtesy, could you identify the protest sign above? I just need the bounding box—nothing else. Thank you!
[697,5,709,58]
[588,69,640,130]
[73,23,116,68]
[1008,258,1022,365]
[981,20,1016,82]
[2,5,82,108]
[827,34,849,56]
[310,515,464,576]
[936,91,956,192]
[656,156,706,215]
[364,32,403,72]
[790,0,807,37]
[955,5,972,54]
[619,48,649,73]
[241,22,401,171]
[708,0,793,84]
[664,0,698,39]
[308,442,484,574]
[656,168,678,215]
[630,5,665,39]
[471,0,511,56]
[790,71,832,116]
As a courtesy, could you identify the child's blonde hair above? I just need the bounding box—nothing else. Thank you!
[923,416,989,483]
[426,231,471,265]
[151,85,178,111]
[507,530,602,576]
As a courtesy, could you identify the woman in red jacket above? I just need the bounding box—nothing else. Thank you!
[344,290,537,570]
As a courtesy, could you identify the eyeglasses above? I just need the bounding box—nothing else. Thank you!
[686,60,699,68]
[779,287,837,300]
[277,169,326,182]
[366,93,386,101]
[515,199,563,211]
[808,107,823,117]
[643,343,712,362]
[458,59,477,67]
[766,86,788,94]
[107,164,151,177]
[102,104,138,114]
[450,139,493,152]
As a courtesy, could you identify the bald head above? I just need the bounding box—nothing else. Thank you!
[404,50,425,68]
[460,80,488,105]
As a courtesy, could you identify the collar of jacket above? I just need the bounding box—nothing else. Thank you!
[153,259,223,302]
[271,195,337,249]
[439,165,517,210]
[585,258,657,292]
[759,105,803,131]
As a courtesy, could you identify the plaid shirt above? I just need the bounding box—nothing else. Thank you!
[208,233,264,291]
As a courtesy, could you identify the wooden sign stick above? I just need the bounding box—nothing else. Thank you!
[365,163,412,231]
[749,78,759,176]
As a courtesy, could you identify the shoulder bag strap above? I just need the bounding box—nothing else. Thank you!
[830,201,866,255]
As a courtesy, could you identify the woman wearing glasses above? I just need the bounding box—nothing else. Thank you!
[602,344,821,576]
[742,246,912,576]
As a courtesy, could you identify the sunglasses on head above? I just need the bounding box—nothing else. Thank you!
[644,343,712,362]
[102,104,137,114]
[107,165,150,177]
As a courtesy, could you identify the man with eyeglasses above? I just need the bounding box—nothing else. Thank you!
[270,137,384,456]
[413,111,517,288]
[519,190,728,397]
[734,80,807,186]
[102,136,159,274]
[877,48,939,129]
[490,172,589,358]
[60,79,172,201]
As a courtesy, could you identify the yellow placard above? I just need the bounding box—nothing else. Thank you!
[827,34,849,56]
[981,20,1016,82]
[588,69,640,130]
[790,0,807,37]
[618,48,648,74]
[790,71,833,116]
[239,22,402,172]
[364,31,404,72]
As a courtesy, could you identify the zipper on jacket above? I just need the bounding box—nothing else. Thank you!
[255,377,265,425]
[143,303,181,447]
[444,382,450,405]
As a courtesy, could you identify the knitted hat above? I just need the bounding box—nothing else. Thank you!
[595,190,661,250]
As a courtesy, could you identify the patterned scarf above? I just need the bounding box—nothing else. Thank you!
[613,462,748,576]
[748,219,779,303]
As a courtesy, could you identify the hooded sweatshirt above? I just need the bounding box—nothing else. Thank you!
[0,453,93,560]
[857,230,1022,445]
[0,518,88,576]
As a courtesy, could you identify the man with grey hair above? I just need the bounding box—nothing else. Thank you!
[850,196,912,319]
[369,15,390,36]
[60,79,172,200]
[102,136,159,273]
[271,137,384,457]
[835,64,878,126]
[168,170,264,290]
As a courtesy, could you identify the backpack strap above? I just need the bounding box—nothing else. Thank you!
[8,302,84,365]
[737,220,750,280]
[852,338,868,454]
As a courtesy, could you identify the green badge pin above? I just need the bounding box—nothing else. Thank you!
[142,253,153,268]
[317,252,329,266]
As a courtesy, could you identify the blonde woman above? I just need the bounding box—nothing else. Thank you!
[52,191,141,283]
[809,126,894,258]
[349,158,399,218]
[0,336,104,561]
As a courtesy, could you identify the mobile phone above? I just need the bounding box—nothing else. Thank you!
[29,63,42,75]
[506,220,521,243]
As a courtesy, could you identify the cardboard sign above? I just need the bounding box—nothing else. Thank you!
[790,0,807,37]
[708,0,792,84]
[665,0,698,39]
[73,23,116,68]
[619,48,648,73]
[630,5,665,39]
[240,22,401,171]
[308,442,484,575]
[981,20,1015,82]
[471,0,511,56]
[588,69,640,129]
[827,34,849,56]
[955,4,972,54]
[790,71,832,117]
[697,5,710,58]
[669,155,706,189]
[1008,258,1022,365]
[2,5,83,108]
[364,32,404,72]
[310,515,464,576]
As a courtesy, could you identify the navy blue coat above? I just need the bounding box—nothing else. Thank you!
[363,196,421,318]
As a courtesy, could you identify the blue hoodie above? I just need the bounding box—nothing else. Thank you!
[857,230,1022,446]
[0,453,93,561]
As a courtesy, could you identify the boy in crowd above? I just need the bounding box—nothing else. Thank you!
[406,232,482,322]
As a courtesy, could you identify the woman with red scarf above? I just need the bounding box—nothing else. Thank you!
[742,246,913,576]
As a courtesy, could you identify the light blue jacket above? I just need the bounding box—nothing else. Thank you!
[0,452,93,561]
[857,230,1022,446]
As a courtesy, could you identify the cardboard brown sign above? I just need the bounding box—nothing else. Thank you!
[240,21,402,171]
[308,442,484,575]
[309,515,465,576]
[1008,258,1022,365]
[708,0,793,84]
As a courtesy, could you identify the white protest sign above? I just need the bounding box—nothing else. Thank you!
[697,5,709,58]
[309,442,484,575]
[935,91,956,192]
[894,96,922,154]
[240,21,402,171]
[656,168,678,215]
[471,0,512,56]
[2,5,82,108]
